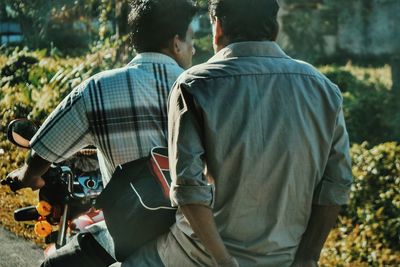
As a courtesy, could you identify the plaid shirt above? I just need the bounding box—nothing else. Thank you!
[31,53,183,185]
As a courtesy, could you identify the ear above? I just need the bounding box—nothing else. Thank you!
[172,34,182,55]
[160,35,183,63]
[212,17,224,48]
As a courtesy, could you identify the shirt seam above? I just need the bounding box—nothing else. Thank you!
[82,81,91,136]
[209,55,291,62]
[183,72,328,83]
[128,62,179,66]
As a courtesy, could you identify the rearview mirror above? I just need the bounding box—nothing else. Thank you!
[7,119,38,148]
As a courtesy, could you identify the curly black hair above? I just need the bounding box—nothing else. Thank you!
[209,0,280,43]
[129,0,197,53]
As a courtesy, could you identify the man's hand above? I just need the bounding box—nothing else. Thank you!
[1,164,45,191]
[3,152,51,191]
[1,170,24,192]
[291,205,340,267]
[215,256,240,267]
[180,205,239,267]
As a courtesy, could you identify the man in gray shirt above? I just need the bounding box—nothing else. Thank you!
[165,0,353,266]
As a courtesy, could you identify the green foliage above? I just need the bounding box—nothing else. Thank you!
[348,142,400,250]
[321,142,400,266]
[282,12,322,62]
[0,138,41,244]
[195,0,208,8]
[320,66,397,144]
[45,22,93,55]
[2,0,53,47]
[0,46,128,245]
[1,0,116,54]
[0,49,39,87]
[98,0,114,40]
[193,34,213,65]
[0,45,125,129]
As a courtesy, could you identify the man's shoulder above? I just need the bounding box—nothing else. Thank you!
[64,67,132,104]
[290,59,342,98]
[176,60,234,84]
[179,57,328,83]
[89,66,130,83]
[89,62,182,84]
[176,57,342,102]
[178,58,337,86]
[291,59,325,78]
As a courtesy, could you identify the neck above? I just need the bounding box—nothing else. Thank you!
[159,48,175,59]
[214,36,230,53]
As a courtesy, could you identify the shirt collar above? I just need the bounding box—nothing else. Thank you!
[208,41,290,62]
[127,52,180,66]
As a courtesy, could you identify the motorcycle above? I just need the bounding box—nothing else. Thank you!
[1,119,104,257]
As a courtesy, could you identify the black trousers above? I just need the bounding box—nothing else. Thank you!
[40,232,116,267]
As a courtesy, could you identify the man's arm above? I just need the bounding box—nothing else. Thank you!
[168,84,238,266]
[180,205,239,267]
[3,81,93,192]
[293,104,352,267]
[291,205,341,267]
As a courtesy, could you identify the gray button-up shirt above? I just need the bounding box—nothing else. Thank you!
[162,41,352,267]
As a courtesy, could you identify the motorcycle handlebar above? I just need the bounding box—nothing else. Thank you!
[0,177,24,192]
[14,206,40,221]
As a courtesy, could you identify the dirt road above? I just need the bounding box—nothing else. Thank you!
[0,226,44,267]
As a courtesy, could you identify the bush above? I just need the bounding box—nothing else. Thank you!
[0,45,125,128]
[348,142,400,250]
[193,34,213,65]
[321,142,400,266]
[0,43,126,247]
[320,65,396,145]
[0,137,40,244]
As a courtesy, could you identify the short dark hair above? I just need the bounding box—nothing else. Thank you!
[209,0,280,43]
[128,0,197,53]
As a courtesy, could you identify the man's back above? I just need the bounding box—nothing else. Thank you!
[167,42,352,267]
[31,53,183,185]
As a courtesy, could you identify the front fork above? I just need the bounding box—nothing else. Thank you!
[56,166,74,248]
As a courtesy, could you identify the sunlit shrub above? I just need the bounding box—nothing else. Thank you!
[321,66,396,145]
[321,142,400,267]
[0,46,125,126]
[347,142,400,250]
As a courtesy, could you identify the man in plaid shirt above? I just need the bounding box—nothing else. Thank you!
[5,0,197,266]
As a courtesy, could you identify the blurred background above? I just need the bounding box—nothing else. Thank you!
[0,0,399,266]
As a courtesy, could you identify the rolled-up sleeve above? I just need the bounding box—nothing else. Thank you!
[313,107,353,205]
[168,81,214,208]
